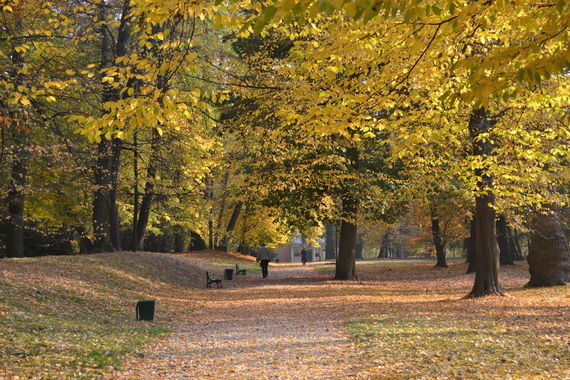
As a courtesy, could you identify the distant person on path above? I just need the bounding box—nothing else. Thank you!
[256,242,271,279]
[301,247,308,265]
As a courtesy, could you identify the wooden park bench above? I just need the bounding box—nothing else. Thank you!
[235,263,247,276]
[206,271,223,288]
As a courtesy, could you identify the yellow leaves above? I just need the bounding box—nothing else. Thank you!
[326,65,338,75]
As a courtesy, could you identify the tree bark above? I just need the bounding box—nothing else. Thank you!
[109,138,122,250]
[496,216,514,265]
[325,223,337,259]
[469,193,503,296]
[467,108,503,297]
[510,228,524,260]
[5,21,27,258]
[335,193,359,280]
[92,0,132,252]
[92,137,114,252]
[214,170,230,248]
[355,232,363,259]
[217,201,242,251]
[6,130,26,258]
[526,208,570,287]
[378,233,389,258]
[134,131,160,250]
[431,208,447,268]
[131,131,139,251]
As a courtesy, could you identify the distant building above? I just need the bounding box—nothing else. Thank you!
[275,234,325,263]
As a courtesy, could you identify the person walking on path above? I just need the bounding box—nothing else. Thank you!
[256,242,272,279]
[301,247,308,265]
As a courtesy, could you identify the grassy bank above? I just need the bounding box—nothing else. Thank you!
[337,261,570,378]
[0,252,205,379]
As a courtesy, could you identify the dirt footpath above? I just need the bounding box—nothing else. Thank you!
[114,263,365,379]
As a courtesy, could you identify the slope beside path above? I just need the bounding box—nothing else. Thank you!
[114,262,365,379]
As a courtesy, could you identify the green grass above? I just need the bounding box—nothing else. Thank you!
[0,252,200,379]
[187,251,262,274]
[347,314,568,379]
[313,257,459,274]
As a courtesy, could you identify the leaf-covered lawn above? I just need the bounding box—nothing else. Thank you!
[181,249,262,275]
[0,252,206,379]
[1,253,569,379]
[340,261,570,379]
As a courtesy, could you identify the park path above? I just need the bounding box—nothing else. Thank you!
[114,263,365,379]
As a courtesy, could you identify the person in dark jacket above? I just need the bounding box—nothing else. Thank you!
[301,247,308,265]
[256,242,272,279]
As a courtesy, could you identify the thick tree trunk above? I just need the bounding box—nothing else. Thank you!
[526,208,570,287]
[431,209,447,268]
[469,193,503,296]
[496,216,514,265]
[335,194,359,280]
[325,223,337,259]
[468,108,503,297]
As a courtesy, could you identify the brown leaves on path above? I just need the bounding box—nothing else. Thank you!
[115,258,569,379]
[115,263,364,379]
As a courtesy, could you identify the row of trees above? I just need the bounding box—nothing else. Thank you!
[1,0,569,297]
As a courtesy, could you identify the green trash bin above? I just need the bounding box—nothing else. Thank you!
[136,300,155,321]
[224,268,233,280]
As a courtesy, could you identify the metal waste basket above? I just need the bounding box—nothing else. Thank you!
[136,300,155,321]
[224,268,234,280]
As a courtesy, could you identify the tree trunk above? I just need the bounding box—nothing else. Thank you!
[131,131,139,251]
[467,108,503,297]
[92,0,132,252]
[469,193,503,296]
[526,208,570,287]
[355,232,363,259]
[431,209,447,268]
[134,129,160,250]
[510,228,524,260]
[325,223,336,259]
[217,201,242,251]
[174,228,185,253]
[214,170,230,248]
[378,233,389,258]
[5,20,27,258]
[466,219,477,274]
[92,137,114,252]
[109,138,122,250]
[496,216,514,265]
[335,194,359,280]
[6,130,26,258]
